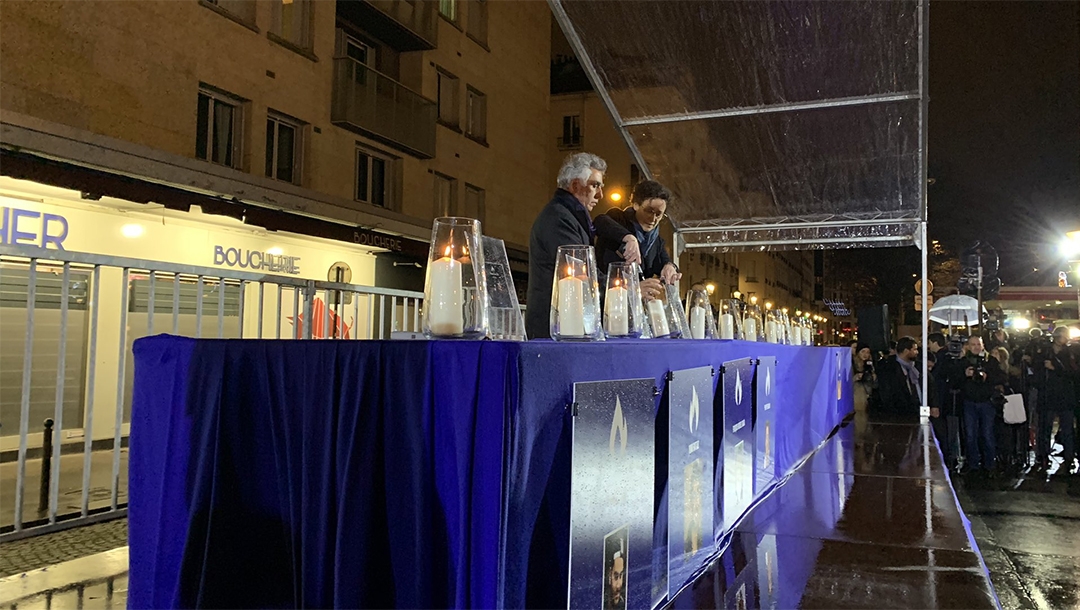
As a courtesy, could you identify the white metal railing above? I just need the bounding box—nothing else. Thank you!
[0,243,423,541]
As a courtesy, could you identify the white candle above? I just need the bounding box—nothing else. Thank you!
[558,267,585,336]
[647,299,670,337]
[803,325,813,345]
[744,317,758,341]
[785,323,794,345]
[428,248,464,335]
[719,313,735,340]
[605,284,629,336]
[765,320,777,343]
[689,306,706,339]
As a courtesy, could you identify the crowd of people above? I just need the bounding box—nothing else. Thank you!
[852,327,1079,479]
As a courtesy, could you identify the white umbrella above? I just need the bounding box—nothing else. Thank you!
[928,294,986,326]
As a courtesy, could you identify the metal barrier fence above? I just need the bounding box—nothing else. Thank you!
[0,243,424,541]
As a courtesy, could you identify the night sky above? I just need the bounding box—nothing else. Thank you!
[927,1,1080,286]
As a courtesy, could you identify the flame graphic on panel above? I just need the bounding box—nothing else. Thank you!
[689,386,700,434]
[735,369,743,405]
[609,395,628,455]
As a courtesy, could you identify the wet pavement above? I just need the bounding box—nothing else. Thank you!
[954,459,1080,610]
[670,413,999,609]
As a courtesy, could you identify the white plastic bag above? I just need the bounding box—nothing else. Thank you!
[1003,394,1026,425]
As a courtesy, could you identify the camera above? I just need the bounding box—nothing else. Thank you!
[972,364,987,382]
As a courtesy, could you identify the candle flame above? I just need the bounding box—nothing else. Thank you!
[443,245,452,257]
[565,265,573,277]
[614,278,621,288]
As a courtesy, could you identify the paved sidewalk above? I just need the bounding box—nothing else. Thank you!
[0,518,128,579]
[955,470,1080,610]
[0,547,128,610]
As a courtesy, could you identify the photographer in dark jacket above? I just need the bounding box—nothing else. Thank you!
[594,180,681,292]
[951,336,1006,475]
[1033,326,1077,474]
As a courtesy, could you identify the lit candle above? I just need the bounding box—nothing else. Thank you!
[719,312,735,339]
[765,319,778,343]
[689,306,706,339]
[647,299,670,337]
[744,317,758,341]
[428,245,464,335]
[558,265,585,336]
[605,281,629,336]
[803,325,813,345]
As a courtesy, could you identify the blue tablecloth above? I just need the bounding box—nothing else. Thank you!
[128,336,851,609]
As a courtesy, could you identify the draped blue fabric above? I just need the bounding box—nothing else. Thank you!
[129,336,849,609]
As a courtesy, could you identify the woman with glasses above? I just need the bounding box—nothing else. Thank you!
[594,180,681,300]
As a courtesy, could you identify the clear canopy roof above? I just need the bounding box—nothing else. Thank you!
[551,0,927,250]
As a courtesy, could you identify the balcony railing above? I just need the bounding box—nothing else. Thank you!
[337,0,437,51]
[332,57,436,159]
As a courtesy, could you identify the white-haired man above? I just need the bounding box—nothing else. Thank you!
[526,153,607,339]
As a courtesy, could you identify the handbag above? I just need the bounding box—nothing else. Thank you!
[1002,393,1026,424]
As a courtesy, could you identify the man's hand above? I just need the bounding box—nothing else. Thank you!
[965,366,975,378]
[640,277,663,301]
[930,407,940,418]
[660,263,681,285]
[620,235,642,265]
[1045,360,1055,371]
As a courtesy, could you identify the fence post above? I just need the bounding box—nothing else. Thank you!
[39,418,54,513]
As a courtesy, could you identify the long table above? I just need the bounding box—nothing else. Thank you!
[128,336,851,609]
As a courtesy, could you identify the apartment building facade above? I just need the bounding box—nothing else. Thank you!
[0,0,552,479]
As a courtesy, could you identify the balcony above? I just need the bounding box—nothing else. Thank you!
[332,57,436,159]
[337,0,437,51]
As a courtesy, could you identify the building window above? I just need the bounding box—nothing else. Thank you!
[434,173,457,217]
[271,0,312,50]
[356,146,395,208]
[466,0,487,45]
[462,184,485,222]
[265,113,302,185]
[746,260,758,283]
[559,115,581,149]
[465,87,487,142]
[196,87,243,168]
[202,0,257,25]
[436,68,459,127]
[439,0,457,23]
[344,34,374,65]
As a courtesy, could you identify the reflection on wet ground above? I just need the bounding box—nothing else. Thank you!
[670,412,999,609]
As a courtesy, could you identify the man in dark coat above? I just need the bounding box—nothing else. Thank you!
[874,336,923,422]
[1034,326,1077,474]
[594,180,681,288]
[525,153,607,339]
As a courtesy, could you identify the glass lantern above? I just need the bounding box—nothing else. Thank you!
[764,309,780,344]
[780,309,793,345]
[743,300,763,342]
[604,262,647,338]
[550,245,604,341]
[718,299,741,340]
[423,217,488,339]
[685,285,717,339]
[643,284,681,338]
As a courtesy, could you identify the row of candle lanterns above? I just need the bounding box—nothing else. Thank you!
[418,217,819,344]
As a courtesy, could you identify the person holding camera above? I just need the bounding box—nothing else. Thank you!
[952,336,1006,476]
[1033,326,1077,475]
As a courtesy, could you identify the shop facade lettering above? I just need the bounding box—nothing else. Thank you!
[213,245,301,275]
[0,205,69,250]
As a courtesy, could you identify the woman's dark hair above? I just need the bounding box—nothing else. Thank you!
[631,180,671,205]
